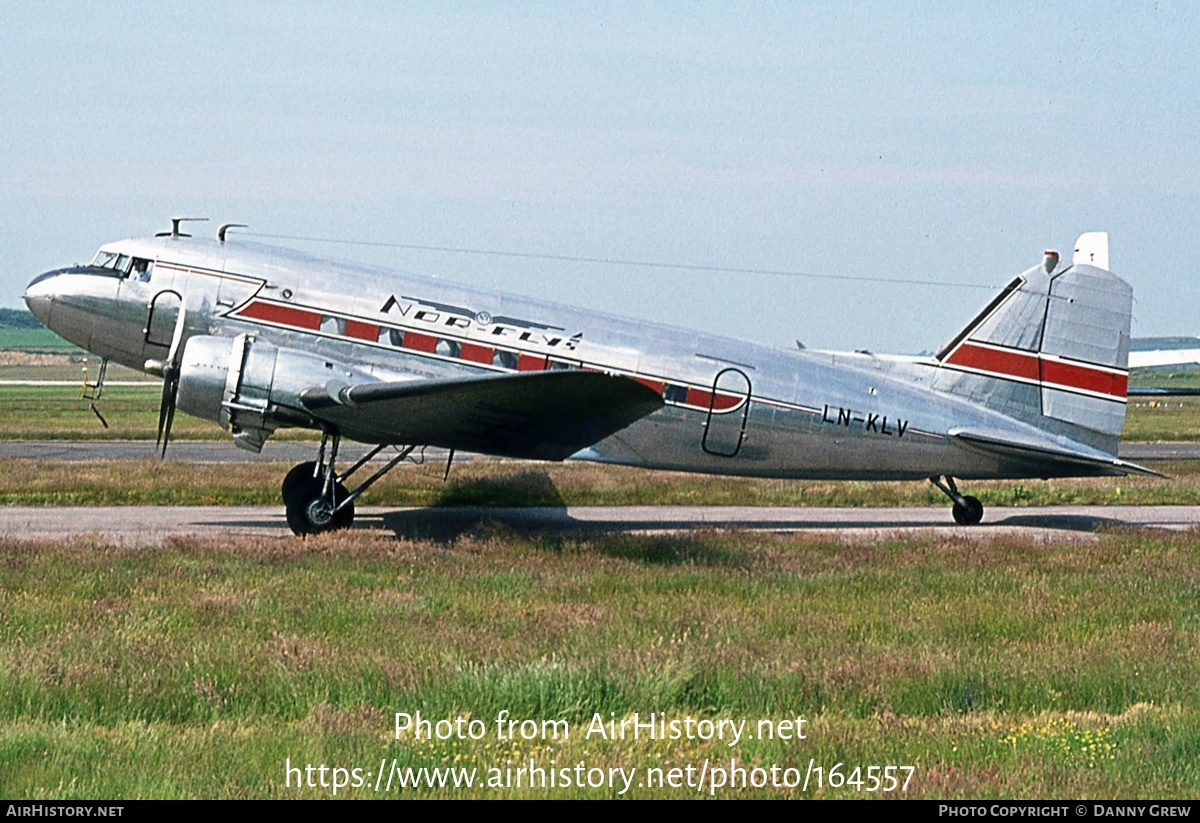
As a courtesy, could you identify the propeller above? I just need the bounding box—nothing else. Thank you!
[155,285,190,458]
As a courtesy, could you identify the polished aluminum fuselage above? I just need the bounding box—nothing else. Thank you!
[24,235,1120,480]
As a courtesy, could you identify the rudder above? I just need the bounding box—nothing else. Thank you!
[934,232,1131,450]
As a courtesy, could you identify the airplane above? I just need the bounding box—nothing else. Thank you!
[1124,342,1200,398]
[23,222,1153,534]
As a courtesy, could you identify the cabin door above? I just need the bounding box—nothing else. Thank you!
[145,290,182,349]
[701,368,752,457]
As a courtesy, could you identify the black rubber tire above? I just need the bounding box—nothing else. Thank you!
[331,484,355,530]
[951,495,984,526]
[281,461,319,502]
[284,476,355,536]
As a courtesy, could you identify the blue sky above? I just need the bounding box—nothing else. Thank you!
[2,2,1196,352]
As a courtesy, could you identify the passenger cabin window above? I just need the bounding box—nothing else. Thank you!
[495,350,518,370]
[319,315,346,336]
[663,384,688,403]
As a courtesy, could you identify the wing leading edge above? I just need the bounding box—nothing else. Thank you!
[298,370,664,461]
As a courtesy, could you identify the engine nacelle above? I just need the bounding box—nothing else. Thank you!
[175,334,376,452]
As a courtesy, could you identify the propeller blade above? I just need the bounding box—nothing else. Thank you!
[156,282,189,459]
[156,369,176,457]
[166,282,189,367]
[159,384,177,458]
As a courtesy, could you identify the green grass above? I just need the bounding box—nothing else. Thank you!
[1130,366,1200,390]
[1124,398,1200,442]
[0,360,153,383]
[1,529,1197,798]
[0,327,81,353]
[0,385,311,441]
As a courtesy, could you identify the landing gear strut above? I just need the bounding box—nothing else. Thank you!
[282,432,417,536]
[930,476,984,526]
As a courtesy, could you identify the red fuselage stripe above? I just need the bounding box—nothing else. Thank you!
[945,342,1040,382]
[517,353,547,371]
[402,331,437,353]
[1040,358,1128,398]
[459,342,495,364]
[945,342,1126,398]
[237,301,322,330]
[345,320,380,341]
[232,299,753,411]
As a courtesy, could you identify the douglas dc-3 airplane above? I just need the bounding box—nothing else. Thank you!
[23,221,1152,534]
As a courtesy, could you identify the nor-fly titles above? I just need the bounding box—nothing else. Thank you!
[586,713,807,748]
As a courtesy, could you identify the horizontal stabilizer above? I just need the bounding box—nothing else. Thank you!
[299,370,663,460]
[949,427,1162,477]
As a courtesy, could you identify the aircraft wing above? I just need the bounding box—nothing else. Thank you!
[948,428,1163,478]
[298,370,664,460]
[1128,349,1200,369]
[1127,386,1200,397]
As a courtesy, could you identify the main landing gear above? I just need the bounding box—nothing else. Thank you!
[282,432,417,536]
[930,476,984,526]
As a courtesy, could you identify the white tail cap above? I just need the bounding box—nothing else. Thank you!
[1073,232,1109,270]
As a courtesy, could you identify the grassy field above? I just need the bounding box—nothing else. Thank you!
[1130,367,1200,390]
[0,528,1197,799]
[0,326,81,354]
[0,384,311,441]
[3,341,1199,800]
[0,358,153,383]
[1124,398,1200,442]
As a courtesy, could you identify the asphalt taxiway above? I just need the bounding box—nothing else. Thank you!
[2,440,1196,545]
[2,504,1198,546]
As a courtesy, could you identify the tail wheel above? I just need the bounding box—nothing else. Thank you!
[951,495,984,526]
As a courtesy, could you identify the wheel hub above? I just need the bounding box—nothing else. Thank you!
[306,497,335,527]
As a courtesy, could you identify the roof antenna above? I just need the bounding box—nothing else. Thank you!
[1043,250,1059,274]
[156,217,208,238]
[218,223,248,243]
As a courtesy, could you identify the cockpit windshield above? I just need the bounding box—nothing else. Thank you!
[89,249,153,281]
[90,250,120,269]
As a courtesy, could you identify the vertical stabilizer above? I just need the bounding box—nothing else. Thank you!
[1073,231,1109,270]
[934,233,1130,452]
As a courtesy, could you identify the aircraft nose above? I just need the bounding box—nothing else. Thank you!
[23,269,61,326]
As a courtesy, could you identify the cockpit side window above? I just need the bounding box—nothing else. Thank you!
[126,258,154,281]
